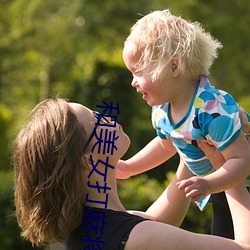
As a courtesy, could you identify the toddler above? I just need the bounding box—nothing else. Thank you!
[119,9,250,238]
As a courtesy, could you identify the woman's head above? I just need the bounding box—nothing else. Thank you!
[124,9,222,81]
[13,98,130,246]
[14,98,88,245]
[68,102,130,160]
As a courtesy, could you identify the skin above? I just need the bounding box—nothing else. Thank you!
[120,42,250,203]
[67,103,250,250]
[122,42,198,119]
[69,102,130,212]
[116,43,194,180]
[178,110,250,202]
[177,132,250,201]
[239,107,250,135]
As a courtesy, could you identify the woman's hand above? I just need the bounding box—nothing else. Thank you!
[239,107,250,140]
[177,108,250,201]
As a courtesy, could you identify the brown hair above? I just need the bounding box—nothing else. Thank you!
[13,98,87,246]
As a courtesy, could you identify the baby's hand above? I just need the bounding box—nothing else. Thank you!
[177,176,211,202]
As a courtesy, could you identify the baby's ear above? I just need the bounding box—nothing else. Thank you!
[170,57,180,76]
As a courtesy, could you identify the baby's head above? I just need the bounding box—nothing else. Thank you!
[124,9,222,81]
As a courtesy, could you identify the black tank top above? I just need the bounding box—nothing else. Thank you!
[66,206,149,250]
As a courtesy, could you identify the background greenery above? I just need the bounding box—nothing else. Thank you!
[0,0,249,249]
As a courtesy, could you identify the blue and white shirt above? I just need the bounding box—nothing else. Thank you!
[152,75,242,176]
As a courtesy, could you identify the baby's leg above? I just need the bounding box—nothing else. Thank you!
[146,159,192,226]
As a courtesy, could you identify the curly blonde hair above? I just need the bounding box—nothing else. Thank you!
[13,98,87,246]
[125,9,222,81]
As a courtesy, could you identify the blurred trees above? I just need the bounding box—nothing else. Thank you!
[1,0,249,170]
[0,0,249,248]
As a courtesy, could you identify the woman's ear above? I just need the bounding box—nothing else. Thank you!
[170,57,180,77]
[82,154,92,169]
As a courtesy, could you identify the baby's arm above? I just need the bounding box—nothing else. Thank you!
[116,136,177,179]
[178,132,250,201]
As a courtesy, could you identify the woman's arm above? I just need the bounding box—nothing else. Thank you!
[177,111,250,201]
[240,108,250,141]
[225,183,250,245]
[180,132,250,201]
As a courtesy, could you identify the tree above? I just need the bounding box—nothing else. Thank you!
[0,1,249,247]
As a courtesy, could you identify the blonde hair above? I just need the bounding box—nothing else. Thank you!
[125,9,222,81]
[13,98,87,246]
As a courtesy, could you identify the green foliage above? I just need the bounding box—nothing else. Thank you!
[0,171,44,249]
[0,0,249,247]
[118,174,164,210]
[239,95,250,113]
[1,0,249,168]
[1,0,249,156]
[185,1,250,100]
[0,105,13,170]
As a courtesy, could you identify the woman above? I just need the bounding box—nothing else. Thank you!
[13,98,250,249]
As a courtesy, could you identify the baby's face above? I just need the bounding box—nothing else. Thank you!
[122,43,141,74]
[123,42,174,106]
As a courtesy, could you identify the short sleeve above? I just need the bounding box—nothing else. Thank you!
[197,90,241,150]
[151,105,170,139]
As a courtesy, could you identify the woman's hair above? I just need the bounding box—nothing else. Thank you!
[125,9,222,81]
[13,98,87,246]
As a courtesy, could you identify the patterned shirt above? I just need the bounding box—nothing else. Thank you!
[152,75,241,176]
